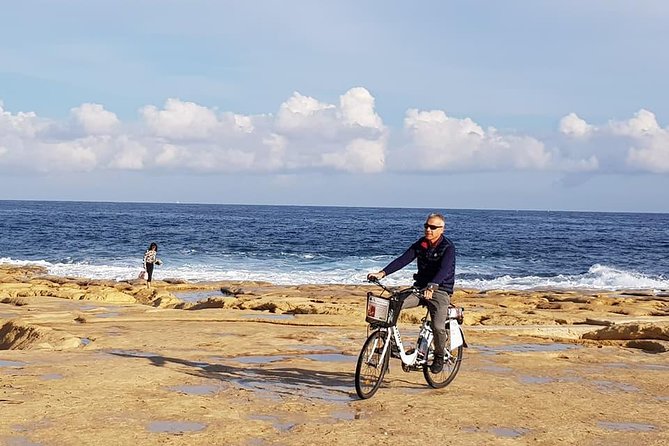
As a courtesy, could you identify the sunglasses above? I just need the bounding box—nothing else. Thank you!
[424,224,444,230]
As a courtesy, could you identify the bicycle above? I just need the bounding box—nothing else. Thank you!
[354,279,467,399]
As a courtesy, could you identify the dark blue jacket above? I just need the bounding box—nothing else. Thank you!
[382,236,456,293]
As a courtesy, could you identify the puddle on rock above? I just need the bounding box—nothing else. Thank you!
[299,386,351,402]
[519,375,554,384]
[173,290,229,302]
[230,372,352,402]
[598,421,656,432]
[557,375,582,384]
[219,355,356,402]
[0,360,26,367]
[11,419,51,433]
[167,384,221,395]
[80,338,92,347]
[41,373,64,381]
[147,421,207,434]
[249,415,296,432]
[592,380,639,393]
[491,427,529,438]
[330,409,357,421]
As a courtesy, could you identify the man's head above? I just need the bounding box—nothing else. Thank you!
[423,213,445,244]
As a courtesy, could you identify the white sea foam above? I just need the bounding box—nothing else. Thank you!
[457,264,669,291]
[1,258,666,291]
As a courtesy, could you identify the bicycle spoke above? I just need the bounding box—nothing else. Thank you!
[423,329,463,388]
[355,330,389,399]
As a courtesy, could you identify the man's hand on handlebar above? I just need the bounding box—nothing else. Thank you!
[422,283,439,300]
[366,271,386,282]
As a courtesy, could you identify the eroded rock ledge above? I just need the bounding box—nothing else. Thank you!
[0,320,82,350]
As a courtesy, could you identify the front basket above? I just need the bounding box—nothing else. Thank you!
[365,292,402,327]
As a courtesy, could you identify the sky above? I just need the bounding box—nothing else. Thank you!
[1,0,668,212]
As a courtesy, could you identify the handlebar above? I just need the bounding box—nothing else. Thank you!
[367,278,422,300]
[367,277,392,293]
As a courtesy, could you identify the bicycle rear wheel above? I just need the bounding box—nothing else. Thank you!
[355,329,390,399]
[423,326,463,388]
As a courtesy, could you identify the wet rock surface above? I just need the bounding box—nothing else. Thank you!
[0,264,668,445]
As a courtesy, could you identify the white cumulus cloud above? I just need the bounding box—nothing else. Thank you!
[321,138,386,173]
[611,109,661,136]
[0,102,45,138]
[71,103,120,135]
[339,87,383,129]
[621,110,669,173]
[396,109,555,171]
[560,113,593,138]
[554,109,669,173]
[276,92,336,133]
[141,98,220,139]
[1,92,668,176]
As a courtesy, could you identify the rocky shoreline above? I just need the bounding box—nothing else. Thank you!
[1,264,668,445]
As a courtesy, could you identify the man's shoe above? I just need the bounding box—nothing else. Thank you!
[430,355,444,373]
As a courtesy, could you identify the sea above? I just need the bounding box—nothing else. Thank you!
[1,200,668,291]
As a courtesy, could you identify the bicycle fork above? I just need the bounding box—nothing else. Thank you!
[370,329,392,367]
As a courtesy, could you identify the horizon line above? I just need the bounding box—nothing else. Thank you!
[0,198,666,215]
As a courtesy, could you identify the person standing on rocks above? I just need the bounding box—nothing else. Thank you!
[367,212,456,373]
[143,242,162,288]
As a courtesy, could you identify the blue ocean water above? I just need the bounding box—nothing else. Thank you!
[1,200,668,291]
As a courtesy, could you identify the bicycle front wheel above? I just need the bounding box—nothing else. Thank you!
[355,329,390,399]
[423,326,463,388]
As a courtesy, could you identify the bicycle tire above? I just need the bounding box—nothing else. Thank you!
[355,329,390,399]
[423,326,464,388]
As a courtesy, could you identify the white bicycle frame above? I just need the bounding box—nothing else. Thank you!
[375,318,465,366]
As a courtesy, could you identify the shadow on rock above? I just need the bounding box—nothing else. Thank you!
[109,350,355,401]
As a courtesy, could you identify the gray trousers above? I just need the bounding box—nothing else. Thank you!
[400,289,451,357]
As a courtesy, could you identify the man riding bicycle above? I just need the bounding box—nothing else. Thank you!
[367,212,455,373]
